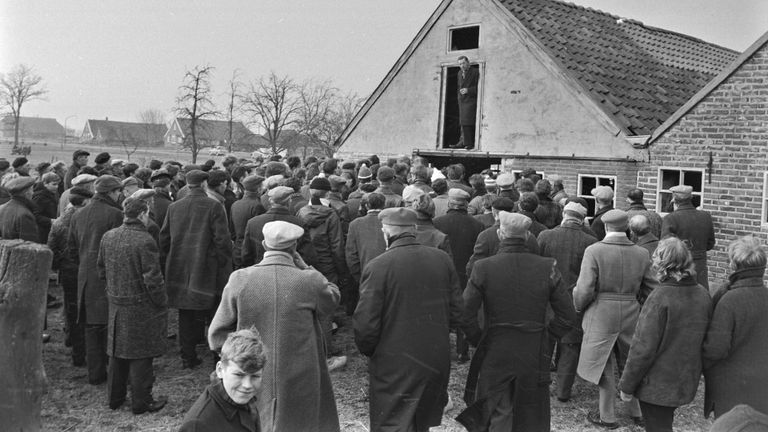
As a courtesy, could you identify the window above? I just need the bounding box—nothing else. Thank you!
[577,174,617,218]
[449,26,479,51]
[656,168,704,213]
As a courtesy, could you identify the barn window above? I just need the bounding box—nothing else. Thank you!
[577,174,617,219]
[656,168,704,213]
[449,26,479,51]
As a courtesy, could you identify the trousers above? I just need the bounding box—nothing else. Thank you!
[108,357,155,411]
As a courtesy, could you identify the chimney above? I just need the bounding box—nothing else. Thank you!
[105,117,109,121]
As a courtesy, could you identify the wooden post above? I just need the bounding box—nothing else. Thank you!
[0,240,53,432]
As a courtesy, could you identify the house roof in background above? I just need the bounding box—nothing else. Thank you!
[174,118,254,142]
[86,119,167,143]
[2,116,64,135]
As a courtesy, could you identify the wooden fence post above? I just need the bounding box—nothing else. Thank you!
[0,240,53,432]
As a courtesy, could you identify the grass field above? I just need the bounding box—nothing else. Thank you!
[40,281,715,432]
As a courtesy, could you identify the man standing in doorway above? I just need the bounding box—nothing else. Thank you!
[456,56,478,150]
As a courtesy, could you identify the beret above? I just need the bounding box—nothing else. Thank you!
[309,176,331,191]
[402,185,425,204]
[499,211,531,238]
[130,189,156,201]
[378,207,418,226]
[71,174,98,185]
[185,170,209,186]
[265,174,285,189]
[150,169,172,181]
[94,175,123,193]
[563,201,587,217]
[267,186,294,201]
[0,160,9,171]
[94,152,111,164]
[12,157,28,169]
[377,166,395,182]
[491,197,515,211]
[357,164,372,180]
[591,185,614,201]
[602,209,629,232]
[262,221,304,250]
[242,175,266,192]
[328,175,347,189]
[4,176,36,194]
[670,184,693,199]
[448,188,470,201]
[121,176,140,188]
[496,173,515,188]
[72,150,90,159]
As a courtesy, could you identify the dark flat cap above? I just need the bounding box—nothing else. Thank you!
[94,175,123,193]
[0,160,9,171]
[185,170,209,186]
[72,150,90,159]
[150,169,171,181]
[12,157,28,169]
[309,176,331,191]
[69,187,94,199]
[491,197,516,212]
[94,152,111,164]
[377,166,395,182]
[5,177,35,194]
[602,209,628,232]
[242,175,266,192]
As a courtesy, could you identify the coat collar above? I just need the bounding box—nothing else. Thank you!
[727,267,766,290]
[258,251,297,267]
[208,379,256,428]
[601,234,634,245]
[674,202,696,211]
[637,232,658,245]
[387,233,419,250]
[266,206,290,215]
[92,193,122,210]
[628,202,648,211]
[122,218,147,231]
[497,237,529,254]
[10,195,35,211]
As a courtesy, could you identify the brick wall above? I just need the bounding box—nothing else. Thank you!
[638,44,768,285]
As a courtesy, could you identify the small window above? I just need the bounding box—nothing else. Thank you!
[656,168,704,213]
[577,174,617,218]
[449,26,479,51]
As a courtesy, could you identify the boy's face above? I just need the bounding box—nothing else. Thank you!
[216,361,262,405]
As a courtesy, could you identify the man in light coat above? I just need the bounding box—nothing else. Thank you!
[574,209,659,428]
[209,221,341,432]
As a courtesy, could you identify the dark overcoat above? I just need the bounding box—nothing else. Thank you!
[159,187,232,311]
[626,203,663,239]
[179,380,260,432]
[0,196,39,242]
[152,188,173,228]
[345,210,386,282]
[589,205,613,240]
[533,196,562,229]
[297,204,346,281]
[703,267,768,417]
[209,252,340,432]
[68,194,124,324]
[230,192,265,267]
[32,187,58,242]
[434,209,485,282]
[354,234,463,432]
[415,219,452,256]
[618,277,711,407]
[98,219,167,359]
[458,67,479,125]
[241,206,316,267]
[466,223,539,276]
[661,202,715,288]
[459,239,576,432]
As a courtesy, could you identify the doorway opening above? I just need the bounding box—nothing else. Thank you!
[440,63,480,150]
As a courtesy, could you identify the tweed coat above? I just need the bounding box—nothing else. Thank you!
[661,202,715,289]
[68,194,124,324]
[345,210,386,282]
[573,234,659,384]
[703,267,768,417]
[465,223,539,276]
[159,187,233,311]
[415,219,452,256]
[354,234,463,432]
[230,191,266,268]
[458,66,479,125]
[241,206,316,267]
[519,210,548,237]
[626,202,663,239]
[459,239,576,432]
[98,219,167,359]
[48,205,78,271]
[209,252,341,432]
[636,232,659,257]
[434,209,485,282]
[0,196,39,242]
[374,184,404,209]
[618,276,711,407]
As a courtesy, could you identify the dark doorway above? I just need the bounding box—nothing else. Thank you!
[441,64,480,149]
[419,154,501,177]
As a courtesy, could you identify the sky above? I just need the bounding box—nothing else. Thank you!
[1,0,765,134]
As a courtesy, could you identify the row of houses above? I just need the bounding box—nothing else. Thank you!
[336,0,768,284]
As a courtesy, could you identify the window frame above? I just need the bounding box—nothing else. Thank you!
[655,167,705,214]
[447,24,481,53]
[576,174,618,219]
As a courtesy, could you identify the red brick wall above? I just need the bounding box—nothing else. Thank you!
[638,45,768,285]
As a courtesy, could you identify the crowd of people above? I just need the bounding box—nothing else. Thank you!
[1,149,767,431]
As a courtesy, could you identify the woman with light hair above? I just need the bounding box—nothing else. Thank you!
[618,237,711,431]
[703,235,768,418]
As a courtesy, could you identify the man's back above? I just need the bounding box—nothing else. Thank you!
[538,222,598,287]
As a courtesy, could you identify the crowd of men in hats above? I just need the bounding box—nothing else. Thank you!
[1,148,768,432]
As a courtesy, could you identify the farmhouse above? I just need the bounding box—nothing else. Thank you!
[337,0,737,217]
[638,31,768,283]
[1,116,64,143]
[165,118,259,151]
[81,119,166,148]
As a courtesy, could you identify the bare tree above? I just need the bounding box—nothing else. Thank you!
[175,65,217,163]
[225,70,243,153]
[0,64,47,148]
[241,72,302,156]
[297,82,364,158]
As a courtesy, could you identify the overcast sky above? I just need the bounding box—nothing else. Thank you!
[1,0,765,133]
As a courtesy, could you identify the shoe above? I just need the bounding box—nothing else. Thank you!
[587,411,619,430]
[132,396,167,415]
[458,353,470,363]
[182,358,202,369]
[327,356,347,372]
[109,398,125,410]
[557,397,570,403]
[42,333,51,343]
[631,416,645,427]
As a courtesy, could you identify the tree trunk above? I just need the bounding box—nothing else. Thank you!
[0,240,53,431]
[13,115,20,148]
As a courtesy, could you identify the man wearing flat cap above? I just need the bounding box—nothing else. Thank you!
[160,169,233,369]
[58,173,98,216]
[0,176,39,241]
[65,149,90,189]
[458,212,576,431]
[354,207,464,432]
[68,174,125,384]
[210,220,341,432]
[573,209,660,428]
[589,185,615,240]
[230,175,266,269]
[661,184,715,289]
[537,200,598,403]
[402,185,451,255]
[373,166,404,209]
[345,192,387,315]
[150,169,173,229]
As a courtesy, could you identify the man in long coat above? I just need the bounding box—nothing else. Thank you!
[68,175,124,384]
[229,175,265,269]
[345,192,387,315]
[0,177,39,241]
[456,55,478,149]
[458,212,576,431]
[574,209,659,427]
[661,184,715,290]
[354,208,464,432]
[98,198,167,414]
[209,221,341,432]
[160,170,233,369]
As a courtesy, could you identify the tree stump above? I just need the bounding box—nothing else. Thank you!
[0,240,53,431]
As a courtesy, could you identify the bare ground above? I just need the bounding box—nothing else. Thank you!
[40,282,713,431]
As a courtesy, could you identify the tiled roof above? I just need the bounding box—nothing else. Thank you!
[176,118,254,142]
[87,119,166,143]
[500,0,739,135]
[2,116,64,135]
